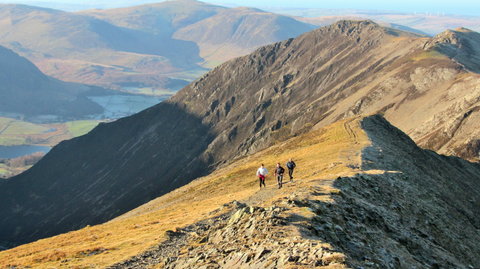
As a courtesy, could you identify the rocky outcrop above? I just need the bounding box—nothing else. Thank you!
[109,201,347,269]
[423,27,480,73]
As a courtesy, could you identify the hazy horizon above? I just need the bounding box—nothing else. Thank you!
[0,0,478,17]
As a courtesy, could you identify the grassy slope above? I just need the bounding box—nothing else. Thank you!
[0,117,369,268]
[0,118,50,136]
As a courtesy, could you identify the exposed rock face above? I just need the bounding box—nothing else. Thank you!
[2,20,480,248]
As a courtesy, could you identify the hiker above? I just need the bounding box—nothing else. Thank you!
[274,163,285,189]
[286,158,296,182]
[256,164,268,189]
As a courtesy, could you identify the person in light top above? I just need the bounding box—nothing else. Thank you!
[256,164,268,189]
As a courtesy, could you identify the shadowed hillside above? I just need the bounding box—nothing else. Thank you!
[0,45,103,117]
[2,20,480,250]
[1,116,478,268]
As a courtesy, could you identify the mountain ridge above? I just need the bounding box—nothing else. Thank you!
[1,115,479,268]
[1,20,480,249]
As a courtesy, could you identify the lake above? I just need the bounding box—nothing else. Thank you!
[87,95,170,120]
[0,145,51,159]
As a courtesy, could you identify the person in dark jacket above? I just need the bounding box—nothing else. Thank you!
[274,163,285,189]
[286,158,296,182]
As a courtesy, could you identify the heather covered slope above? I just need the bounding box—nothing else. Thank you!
[0,45,102,117]
[2,20,480,249]
[1,116,479,268]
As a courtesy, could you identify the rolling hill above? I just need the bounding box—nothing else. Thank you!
[77,0,227,36]
[172,6,315,65]
[79,1,317,68]
[0,3,202,91]
[0,115,479,268]
[0,1,319,92]
[1,20,480,250]
[0,45,103,117]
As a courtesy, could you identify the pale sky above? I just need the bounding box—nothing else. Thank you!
[213,0,479,16]
[0,0,478,16]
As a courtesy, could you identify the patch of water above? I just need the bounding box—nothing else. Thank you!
[87,95,169,120]
[0,145,50,159]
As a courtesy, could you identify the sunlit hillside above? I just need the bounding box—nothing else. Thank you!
[0,117,368,268]
[2,115,479,268]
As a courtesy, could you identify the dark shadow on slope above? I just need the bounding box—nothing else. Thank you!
[0,101,215,249]
[305,115,480,268]
[296,115,480,268]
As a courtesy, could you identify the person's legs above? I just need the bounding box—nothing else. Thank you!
[259,175,266,189]
[288,168,294,181]
[277,175,283,188]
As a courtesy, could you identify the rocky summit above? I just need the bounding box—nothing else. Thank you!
[1,20,480,251]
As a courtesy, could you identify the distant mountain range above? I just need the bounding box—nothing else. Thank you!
[0,45,103,117]
[1,20,480,248]
[1,0,478,94]
[0,0,316,92]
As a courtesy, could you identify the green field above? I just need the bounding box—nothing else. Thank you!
[0,163,7,176]
[66,121,99,137]
[0,137,27,146]
[0,117,51,135]
[0,118,101,146]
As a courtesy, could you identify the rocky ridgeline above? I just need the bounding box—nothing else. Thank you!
[108,168,480,269]
[108,200,347,269]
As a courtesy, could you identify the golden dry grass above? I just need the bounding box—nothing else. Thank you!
[0,117,370,268]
